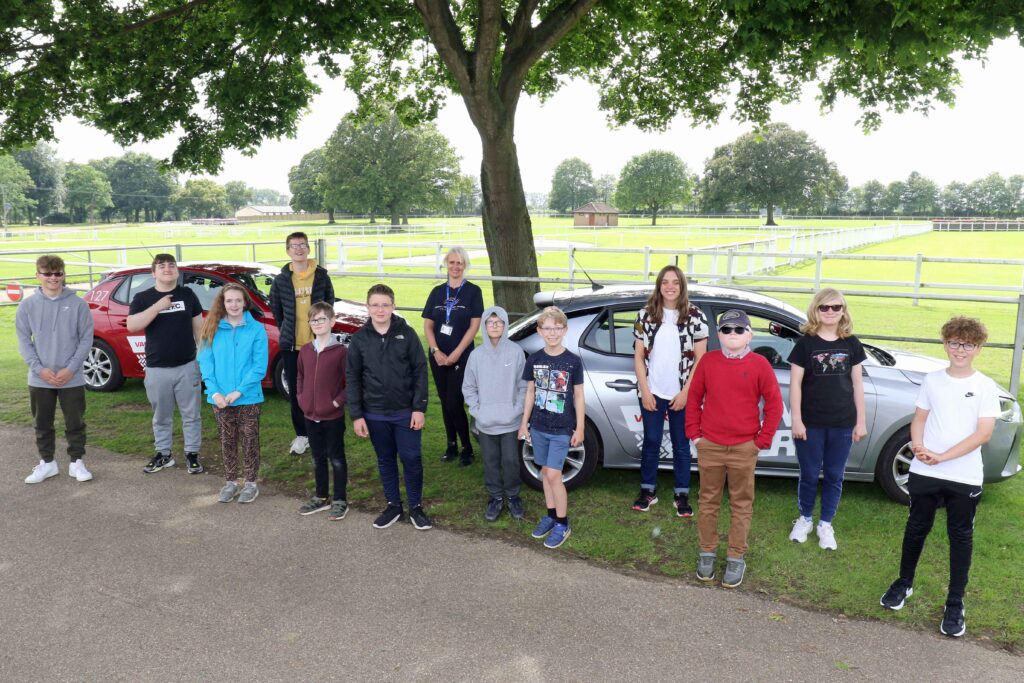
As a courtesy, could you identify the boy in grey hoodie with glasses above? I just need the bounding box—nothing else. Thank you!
[463,306,528,521]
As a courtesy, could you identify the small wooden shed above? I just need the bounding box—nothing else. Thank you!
[573,201,620,228]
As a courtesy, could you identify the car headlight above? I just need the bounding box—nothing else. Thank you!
[1000,397,1022,423]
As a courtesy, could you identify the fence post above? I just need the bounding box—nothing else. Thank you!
[643,245,651,279]
[790,233,797,266]
[316,238,327,267]
[377,240,384,274]
[814,251,822,289]
[686,253,694,275]
[87,249,94,285]
[251,242,257,262]
[175,244,183,261]
[337,238,345,269]
[568,246,576,286]
[727,249,735,284]
[912,252,923,306]
[1011,294,1024,397]
[435,242,443,273]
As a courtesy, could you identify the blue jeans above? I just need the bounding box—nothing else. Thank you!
[639,397,690,494]
[795,426,853,523]
[366,417,423,509]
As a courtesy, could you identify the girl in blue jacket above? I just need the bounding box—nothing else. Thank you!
[198,284,268,504]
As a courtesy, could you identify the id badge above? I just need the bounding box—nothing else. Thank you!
[440,323,454,336]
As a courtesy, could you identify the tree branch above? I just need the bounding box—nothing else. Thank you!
[413,0,473,95]
[499,0,598,103]
[474,0,503,87]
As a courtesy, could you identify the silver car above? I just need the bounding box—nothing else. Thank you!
[508,284,1023,504]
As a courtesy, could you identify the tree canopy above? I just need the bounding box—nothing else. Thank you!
[548,158,595,213]
[4,1,1023,310]
[0,154,36,225]
[614,150,691,225]
[64,163,114,223]
[701,123,832,225]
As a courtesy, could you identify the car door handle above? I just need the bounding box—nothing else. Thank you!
[605,379,637,392]
[117,320,127,327]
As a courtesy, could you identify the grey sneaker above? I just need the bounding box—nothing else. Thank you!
[218,481,240,503]
[328,500,349,521]
[722,557,746,588]
[696,552,716,582]
[237,482,259,504]
[298,496,331,516]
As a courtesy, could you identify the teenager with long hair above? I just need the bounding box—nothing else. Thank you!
[786,288,867,550]
[198,284,268,504]
[632,264,709,516]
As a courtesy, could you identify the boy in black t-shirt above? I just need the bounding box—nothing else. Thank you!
[127,254,205,474]
[518,306,585,549]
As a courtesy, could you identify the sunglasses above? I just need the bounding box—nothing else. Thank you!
[718,325,749,335]
[39,271,65,277]
[817,304,844,313]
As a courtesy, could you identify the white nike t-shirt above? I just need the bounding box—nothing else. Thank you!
[910,369,1001,486]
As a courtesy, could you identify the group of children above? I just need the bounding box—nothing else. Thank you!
[16,250,1002,638]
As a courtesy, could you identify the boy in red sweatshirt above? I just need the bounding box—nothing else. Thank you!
[685,309,783,588]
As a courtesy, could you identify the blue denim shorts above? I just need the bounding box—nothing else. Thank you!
[531,429,571,471]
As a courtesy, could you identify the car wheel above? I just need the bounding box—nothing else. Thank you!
[273,356,289,399]
[519,420,601,492]
[83,340,124,392]
[875,426,913,505]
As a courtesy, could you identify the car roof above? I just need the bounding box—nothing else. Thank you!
[101,261,279,279]
[534,283,805,320]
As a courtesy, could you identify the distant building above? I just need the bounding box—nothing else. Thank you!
[235,205,295,218]
[573,201,620,228]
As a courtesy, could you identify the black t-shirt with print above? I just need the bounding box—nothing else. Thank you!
[129,285,203,368]
[421,281,484,354]
[787,334,867,427]
[522,349,585,435]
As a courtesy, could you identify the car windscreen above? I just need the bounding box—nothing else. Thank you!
[230,272,270,304]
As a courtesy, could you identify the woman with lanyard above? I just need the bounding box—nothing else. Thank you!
[422,246,484,466]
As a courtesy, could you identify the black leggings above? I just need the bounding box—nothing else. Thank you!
[899,472,981,606]
[430,355,471,451]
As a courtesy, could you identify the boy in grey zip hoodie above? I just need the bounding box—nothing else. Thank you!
[15,255,94,484]
[462,306,528,521]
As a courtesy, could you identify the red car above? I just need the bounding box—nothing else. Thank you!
[82,262,368,397]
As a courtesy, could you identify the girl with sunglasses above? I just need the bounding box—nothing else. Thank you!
[786,288,867,550]
[198,284,268,504]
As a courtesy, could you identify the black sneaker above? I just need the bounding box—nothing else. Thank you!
[940,602,966,637]
[632,490,658,511]
[879,579,914,610]
[185,452,204,474]
[373,504,404,529]
[674,493,693,518]
[484,497,503,522]
[143,452,175,474]
[507,495,525,520]
[409,506,433,530]
[441,443,458,462]
[459,449,475,467]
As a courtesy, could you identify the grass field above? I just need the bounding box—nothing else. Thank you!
[2,218,1023,650]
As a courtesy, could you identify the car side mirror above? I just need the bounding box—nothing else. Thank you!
[769,321,798,339]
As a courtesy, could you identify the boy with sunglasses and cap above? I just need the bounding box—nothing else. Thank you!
[685,309,783,588]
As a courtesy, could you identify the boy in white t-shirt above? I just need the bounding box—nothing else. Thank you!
[879,316,1001,638]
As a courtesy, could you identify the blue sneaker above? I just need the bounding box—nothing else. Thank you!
[544,521,571,549]
[531,515,556,539]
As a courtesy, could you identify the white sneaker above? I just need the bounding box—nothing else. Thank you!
[817,521,838,550]
[69,460,93,482]
[289,435,310,455]
[25,459,59,484]
[789,516,814,543]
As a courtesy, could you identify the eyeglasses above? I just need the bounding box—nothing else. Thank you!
[309,316,331,325]
[945,340,978,352]
[718,326,749,335]
[288,243,309,250]
[539,326,566,333]
[817,304,844,313]
[485,320,505,327]
[368,303,393,310]
[38,271,64,277]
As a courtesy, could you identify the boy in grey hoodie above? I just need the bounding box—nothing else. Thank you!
[15,255,94,484]
[462,306,527,521]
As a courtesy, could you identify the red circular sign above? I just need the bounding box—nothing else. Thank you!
[7,282,22,303]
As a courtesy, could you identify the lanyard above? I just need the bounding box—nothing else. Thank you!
[444,282,464,324]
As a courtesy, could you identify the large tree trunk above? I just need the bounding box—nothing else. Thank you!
[479,124,539,319]
[327,208,335,224]
[765,203,776,226]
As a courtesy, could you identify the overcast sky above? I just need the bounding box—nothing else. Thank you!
[52,38,1024,196]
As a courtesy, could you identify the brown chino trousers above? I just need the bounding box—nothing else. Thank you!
[696,438,759,558]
